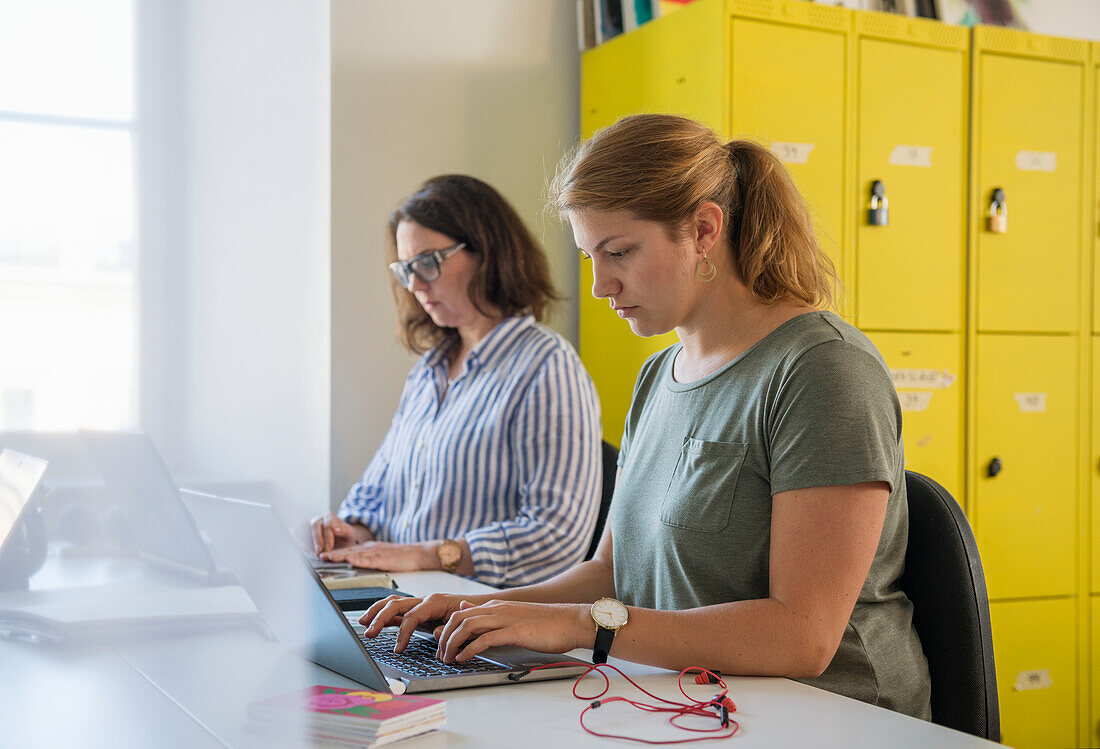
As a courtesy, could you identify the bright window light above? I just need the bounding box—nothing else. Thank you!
[0,0,136,431]
[0,0,133,121]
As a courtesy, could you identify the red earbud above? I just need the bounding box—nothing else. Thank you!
[693,669,722,685]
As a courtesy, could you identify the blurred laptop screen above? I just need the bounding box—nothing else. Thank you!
[0,450,48,551]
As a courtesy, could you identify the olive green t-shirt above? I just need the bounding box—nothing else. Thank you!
[610,311,931,719]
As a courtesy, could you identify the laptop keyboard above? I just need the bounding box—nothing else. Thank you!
[361,628,508,678]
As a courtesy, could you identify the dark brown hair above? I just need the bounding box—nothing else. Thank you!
[549,114,836,308]
[388,175,560,353]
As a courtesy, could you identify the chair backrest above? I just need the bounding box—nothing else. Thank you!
[585,441,619,561]
[901,470,999,742]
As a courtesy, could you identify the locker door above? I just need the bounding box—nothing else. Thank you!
[867,332,964,500]
[1092,596,1100,746]
[974,37,1085,333]
[581,0,724,140]
[1095,46,1100,334]
[974,334,1078,599]
[1093,336,1100,593]
[580,0,723,445]
[730,12,848,313]
[991,598,1077,748]
[580,0,726,444]
[856,30,967,331]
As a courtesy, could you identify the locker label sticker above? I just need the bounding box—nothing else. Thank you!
[1015,150,1057,172]
[888,145,933,168]
[770,142,814,164]
[898,391,933,412]
[1014,392,1047,413]
[890,368,955,389]
[1013,669,1053,691]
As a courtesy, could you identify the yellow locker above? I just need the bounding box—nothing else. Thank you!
[866,332,964,500]
[973,334,1078,600]
[579,0,852,445]
[579,0,724,445]
[992,598,1077,749]
[1094,336,1100,594]
[1092,596,1100,745]
[581,0,725,138]
[972,28,1087,334]
[855,16,968,332]
[729,4,849,313]
[1095,43,1100,334]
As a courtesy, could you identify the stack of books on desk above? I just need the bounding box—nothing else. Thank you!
[247,685,445,747]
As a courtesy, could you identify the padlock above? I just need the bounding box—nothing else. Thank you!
[868,180,888,226]
[988,188,1007,234]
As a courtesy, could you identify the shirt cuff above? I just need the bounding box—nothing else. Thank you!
[463,525,512,587]
[337,506,381,539]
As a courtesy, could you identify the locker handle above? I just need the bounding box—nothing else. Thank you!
[988,188,1007,234]
[987,457,1003,478]
[868,180,888,226]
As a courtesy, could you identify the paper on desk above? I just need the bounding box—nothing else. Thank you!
[318,569,396,590]
[0,583,258,642]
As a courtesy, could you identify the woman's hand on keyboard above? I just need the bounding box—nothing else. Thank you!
[435,600,591,664]
[360,592,487,655]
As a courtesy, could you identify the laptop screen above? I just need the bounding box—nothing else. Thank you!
[80,431,216,579]
[182,491,393,692]
[0,450,48,554]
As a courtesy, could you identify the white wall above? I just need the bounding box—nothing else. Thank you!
[833,0,1100,38]
[329,1,581,507]
[1011,0,1100,38]
[173,0,332,519]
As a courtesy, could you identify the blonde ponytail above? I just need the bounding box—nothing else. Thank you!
[724,140,836,308]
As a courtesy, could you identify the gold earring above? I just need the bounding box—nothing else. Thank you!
[696,251,717,282]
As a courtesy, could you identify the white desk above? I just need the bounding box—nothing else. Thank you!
[1,567,1002,748]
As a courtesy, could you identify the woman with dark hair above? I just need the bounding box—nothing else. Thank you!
[361,116,931,719]
[312,175,601,587]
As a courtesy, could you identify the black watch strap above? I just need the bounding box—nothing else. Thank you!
[593,626,615,664]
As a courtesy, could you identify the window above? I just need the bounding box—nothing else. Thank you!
[0,0,137,430]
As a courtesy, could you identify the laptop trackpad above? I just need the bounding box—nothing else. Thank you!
[481,646,585,669]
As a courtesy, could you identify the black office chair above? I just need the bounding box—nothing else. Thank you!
[585,440,619,560]
[901,470,1000,742]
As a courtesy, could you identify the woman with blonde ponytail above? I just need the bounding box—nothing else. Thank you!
[360,115,931,720]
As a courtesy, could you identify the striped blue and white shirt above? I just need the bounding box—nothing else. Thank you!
[339,315,601,587]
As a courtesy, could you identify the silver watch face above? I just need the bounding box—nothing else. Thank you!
[591,598,628,629]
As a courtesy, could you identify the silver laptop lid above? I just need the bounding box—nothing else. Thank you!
[181,491,392,693]
[0,450,47,555]
[79,430,216,579]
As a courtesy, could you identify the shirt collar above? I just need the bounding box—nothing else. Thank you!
[467,314,534,372]
[424,339,454,370]
[423,314,534,377]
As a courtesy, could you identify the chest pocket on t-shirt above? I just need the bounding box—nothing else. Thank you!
[660,438,747,533]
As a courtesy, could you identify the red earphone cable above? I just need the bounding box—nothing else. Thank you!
[521,663,739,744]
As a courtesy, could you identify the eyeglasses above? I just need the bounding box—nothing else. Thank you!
[388,242,466,287]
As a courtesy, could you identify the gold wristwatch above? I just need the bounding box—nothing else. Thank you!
[436,538,462,573]
[590,597,628,664]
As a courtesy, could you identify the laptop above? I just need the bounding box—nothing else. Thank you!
[182,491,591,694]
[79,430,219,581]
[0,450,49,584]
